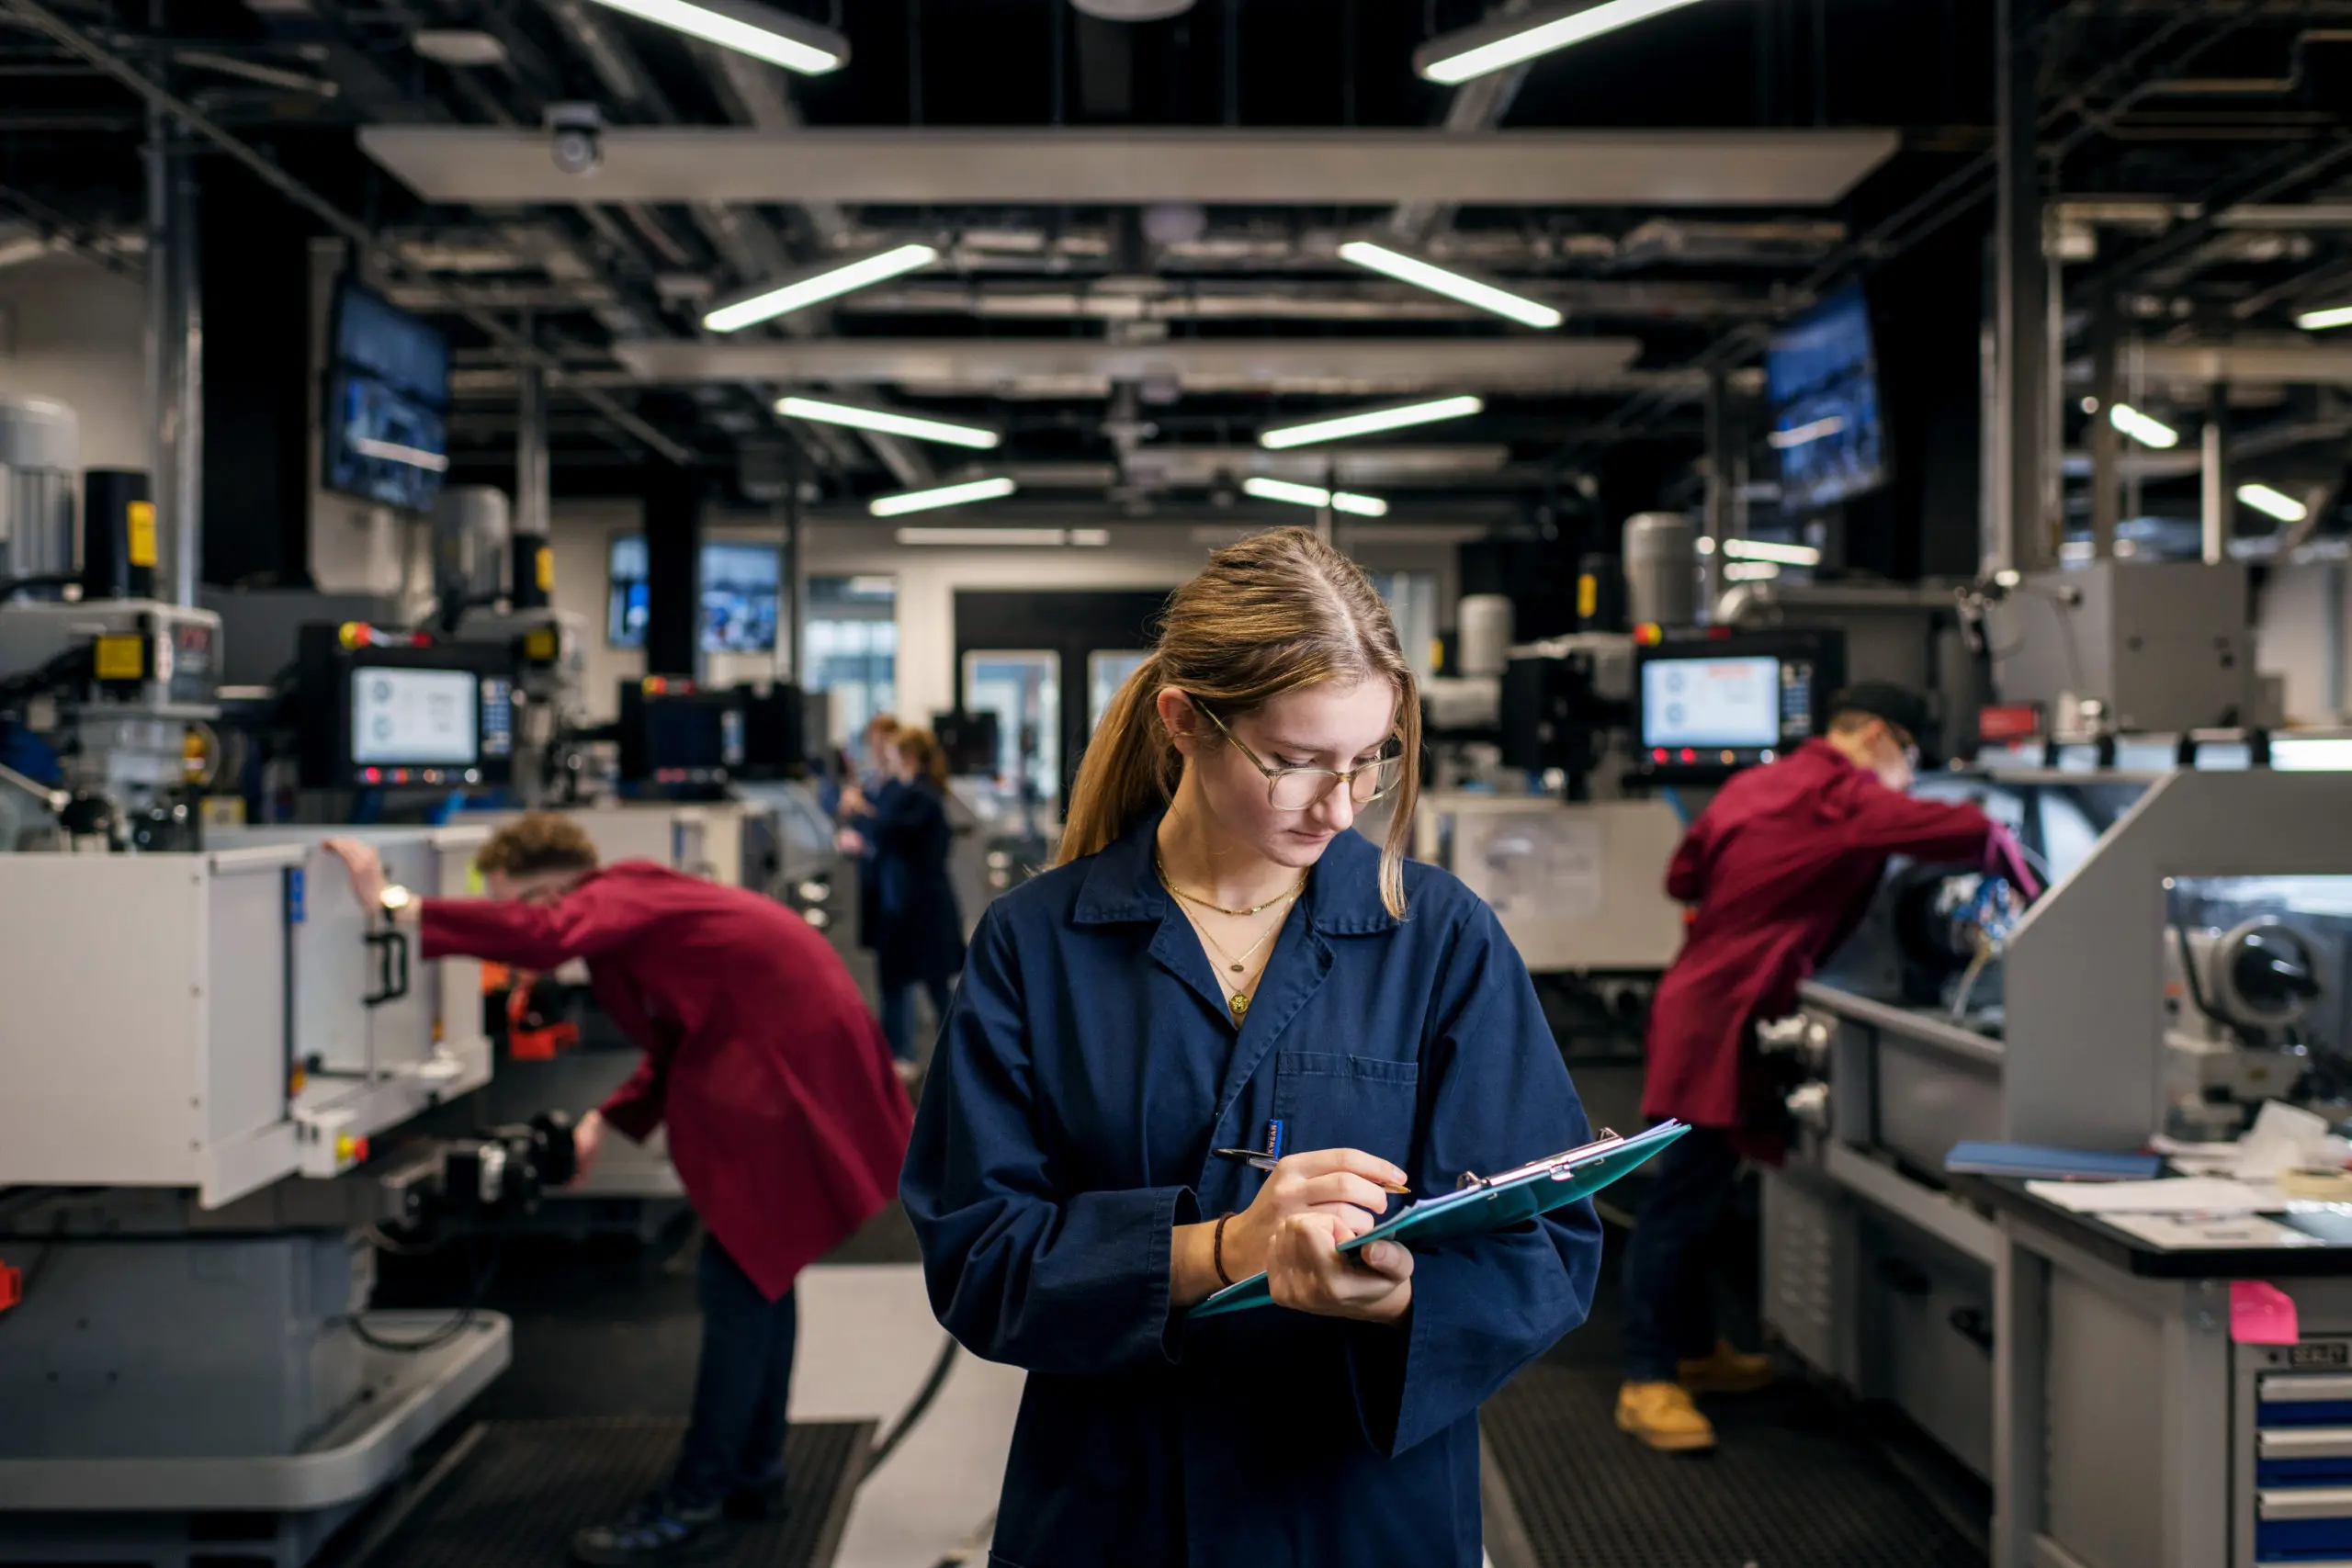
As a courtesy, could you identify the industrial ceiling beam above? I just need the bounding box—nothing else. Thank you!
[357,126,1900,207]
[610,336,1676,396]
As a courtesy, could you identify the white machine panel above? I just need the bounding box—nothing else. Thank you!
[0,848,300,1205]
[1416,795,1687,973]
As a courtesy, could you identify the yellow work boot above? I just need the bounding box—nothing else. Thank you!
[1615,1381,1716,1453]
[1678,1339,1776,1395]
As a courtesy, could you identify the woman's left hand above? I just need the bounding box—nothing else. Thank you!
[1265,1211,1413,1325]
[837,828,867,855]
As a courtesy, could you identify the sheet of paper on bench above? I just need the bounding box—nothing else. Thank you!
[2024,1177,2276,1215]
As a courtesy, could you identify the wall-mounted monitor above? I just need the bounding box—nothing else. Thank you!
[606,536,782,654]
[1767,286,1889,516]
[321,280,451,515]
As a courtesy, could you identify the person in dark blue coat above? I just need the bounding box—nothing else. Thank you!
[841,725,966,1074]
[900,528,1602,1568]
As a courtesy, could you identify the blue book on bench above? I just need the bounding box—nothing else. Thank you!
[1944,1141,2163,1180]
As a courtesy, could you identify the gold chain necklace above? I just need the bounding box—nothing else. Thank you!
[1158,867,1295,1021]
[1153,855,1306,918]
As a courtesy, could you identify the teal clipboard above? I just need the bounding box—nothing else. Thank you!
[1189,1121,1690,1320]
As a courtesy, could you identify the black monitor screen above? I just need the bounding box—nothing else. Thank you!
[322,369,447,513]
[332,281,450,407]
[701,542,780,653]
[1767,286,1888,515]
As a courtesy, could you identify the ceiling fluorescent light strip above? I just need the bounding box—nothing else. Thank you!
[2238,483,2310,524]
[2109,402,2181,450]
[1417,0,1713,85]
[868,476,1019,518]
[706,243,938,333]
[1241,476,1389,518]
[1336,242,1561,331]
[1722,538,1819,567]
[895,526,1106,547]
[776,395,1000,450]
[581,0,845,73]
[1259,394,1485,450]
[2296,304,2352,332]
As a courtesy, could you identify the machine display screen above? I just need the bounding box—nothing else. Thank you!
[351,667,479,766]
[322,369,448,514]
[1641,655,1782,750]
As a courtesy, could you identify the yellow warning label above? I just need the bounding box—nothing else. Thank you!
[525,626,560,661]
[535,546,555,593]
[94,634,146,682]
[1577,574,1599,620]
[128,502,157,568]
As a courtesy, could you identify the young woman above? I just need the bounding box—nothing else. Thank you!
[840,726,967,1075]
[900,529,1601,1568]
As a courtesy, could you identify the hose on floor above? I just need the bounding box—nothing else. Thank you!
[865,1334,961,1476]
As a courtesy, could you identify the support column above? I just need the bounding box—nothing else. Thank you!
[145,97,202,606]
[784,444,808,687]
[1993,0,2051,577]
[1703,363,1730,614]
[643,461,701,681]
[2087,296,2120,559]
[514,321,549,543]
[2201,383,2230,566]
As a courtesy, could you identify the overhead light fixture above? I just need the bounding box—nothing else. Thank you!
[1768,415,1846,450]
[579,0,846,73]
[894,526,1106,547]
[1416,0,1713,85]
[1722,538,1820,567]
[2296,304,2352,332]
[2109,402,2181,450]
[704,243,937,333]
[1336,242,1562,331]
[868,476,1019,518]
[775,395,1001,450]
[1259,395,1485,450]
[412,28,509,66]
[1723,561,1781,582]
[2238,483,2310,524]
[1241,476,1389,518]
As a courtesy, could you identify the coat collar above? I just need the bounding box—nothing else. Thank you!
[1072,812,1402,936]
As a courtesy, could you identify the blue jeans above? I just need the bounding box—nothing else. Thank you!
[878,976,955,1065]
[669,1239,797,1509]
[1619,1125,1741,1382]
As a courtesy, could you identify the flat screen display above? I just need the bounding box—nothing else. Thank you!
[351,667,479,766]
[323,369,448,513]
[1642,656,1781,750]
[333,281,450,407]
[701,542,781,654]
[1767,286,1888,515]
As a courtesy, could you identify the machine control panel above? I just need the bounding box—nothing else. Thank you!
[1634,626,1848,781]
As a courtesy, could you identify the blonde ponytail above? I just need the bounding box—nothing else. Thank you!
[1053,528,1423,919]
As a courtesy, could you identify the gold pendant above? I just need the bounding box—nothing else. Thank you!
[1229,962,1244,974]
[1230,993,1250,1020]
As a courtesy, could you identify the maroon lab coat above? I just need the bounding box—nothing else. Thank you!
[1643,739,2019,1138]
[421,861,913,1300]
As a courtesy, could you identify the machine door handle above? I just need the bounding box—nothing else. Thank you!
[365,929,411,1008]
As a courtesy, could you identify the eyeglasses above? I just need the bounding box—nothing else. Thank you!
[1193,701,1405,811]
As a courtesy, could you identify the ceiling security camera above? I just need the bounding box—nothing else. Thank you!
[545,102,604,178]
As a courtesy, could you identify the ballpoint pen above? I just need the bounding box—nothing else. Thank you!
[1210,1145,1412,1195]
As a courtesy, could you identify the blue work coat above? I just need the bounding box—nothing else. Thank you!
[864,778,967,988]
[901,815,1601,1568]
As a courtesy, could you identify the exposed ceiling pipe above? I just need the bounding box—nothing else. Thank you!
[1386,0,1533,247]
[8,0,692,463]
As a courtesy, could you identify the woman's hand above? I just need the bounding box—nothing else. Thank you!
[322,838,387,914]
[836,828,867,855]
[1170,1146,1407,1310]
[570,1108,606,1186]
[1222,1147,1406,1280]
[1266,1211,1414,1325]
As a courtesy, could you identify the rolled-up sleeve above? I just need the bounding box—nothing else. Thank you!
[901,908,1199,1376]
[1346,902,1602,1456]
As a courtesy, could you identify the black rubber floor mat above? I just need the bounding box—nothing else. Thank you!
[1483,1364,1983,1568]
[360,1417,873,1568]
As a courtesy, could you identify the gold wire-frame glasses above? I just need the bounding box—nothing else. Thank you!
[1193,701,1405,812]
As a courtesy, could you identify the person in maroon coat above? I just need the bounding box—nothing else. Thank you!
[1617,683,2037,1454]
[323,816,913,1564]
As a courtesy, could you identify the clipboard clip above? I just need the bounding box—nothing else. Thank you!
[1453,1129,1624,1191]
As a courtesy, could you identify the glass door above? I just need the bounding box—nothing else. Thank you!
[1087,650,1153,735]
[962,649,1062,823]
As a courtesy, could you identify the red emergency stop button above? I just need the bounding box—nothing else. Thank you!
[0,1262,20,1312]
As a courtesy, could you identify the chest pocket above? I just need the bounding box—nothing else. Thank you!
[1271,1050,1421,1171]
